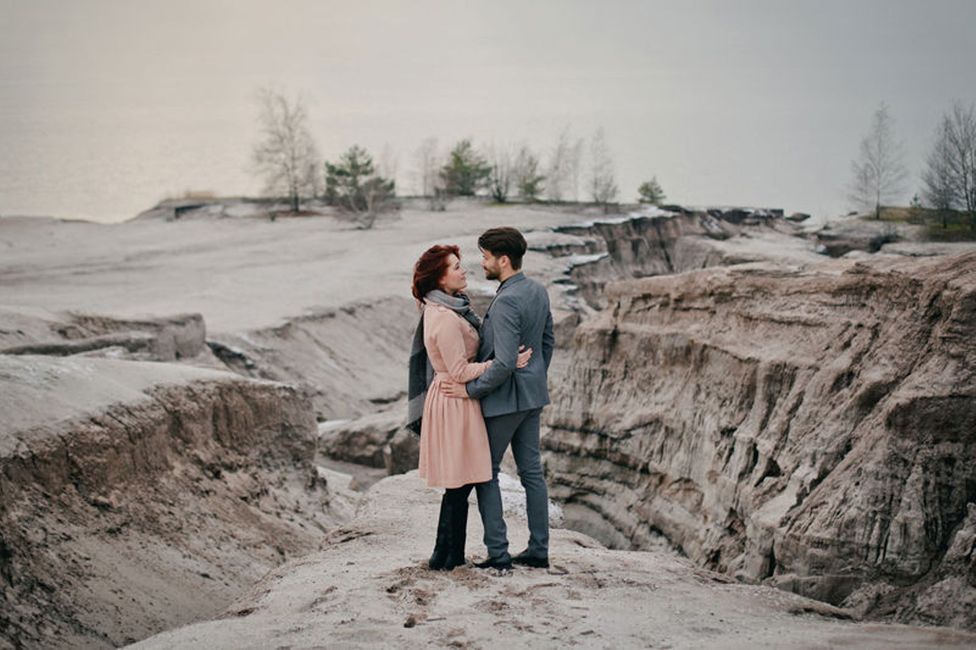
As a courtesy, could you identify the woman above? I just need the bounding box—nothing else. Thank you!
[406,244,531,570]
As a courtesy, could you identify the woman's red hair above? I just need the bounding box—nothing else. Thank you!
[412,244,460,302]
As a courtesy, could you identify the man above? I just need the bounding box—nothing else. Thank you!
[441,227,554,570]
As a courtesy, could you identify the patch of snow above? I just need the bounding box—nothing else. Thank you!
[569,214,638,228]
[565,252,609,269]
[629,206,678,219]
[567,206,677,228]
[224,203,266,219]
[317,419,352,435]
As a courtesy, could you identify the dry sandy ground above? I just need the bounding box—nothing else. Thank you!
[128,473,976,650]
[0,205,601,334]
[4,205,974,647]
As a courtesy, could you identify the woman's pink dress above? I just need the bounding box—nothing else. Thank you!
[417,302,493,488]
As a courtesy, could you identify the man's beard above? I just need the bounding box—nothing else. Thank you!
[484,267,499,280]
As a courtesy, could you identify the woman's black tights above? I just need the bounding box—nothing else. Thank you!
[428,483,475,570]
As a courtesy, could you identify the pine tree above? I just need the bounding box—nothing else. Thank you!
[325,145,395,214]
[638,177,666,205]
[440,140,491,196]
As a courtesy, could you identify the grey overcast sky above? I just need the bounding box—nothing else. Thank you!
[1,0,975,221]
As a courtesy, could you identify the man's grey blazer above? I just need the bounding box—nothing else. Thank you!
[465,272,554,418]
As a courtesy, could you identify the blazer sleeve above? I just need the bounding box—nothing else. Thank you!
[465,294,521,399]
[427,307,491,384]
[543,308,554,371]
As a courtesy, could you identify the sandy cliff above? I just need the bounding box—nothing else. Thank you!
[3,203,976,646]
[0,205,600,648]
[544,251,976,628]
[207,299,418,420]
[546,208,821,310]
[0,355,350,649]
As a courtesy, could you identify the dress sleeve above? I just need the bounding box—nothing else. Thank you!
[427,307,491,383]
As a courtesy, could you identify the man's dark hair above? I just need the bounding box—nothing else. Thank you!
[478,227,527,270]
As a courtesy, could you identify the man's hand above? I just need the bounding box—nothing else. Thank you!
[441,345,531,399]
[439,379,469,399]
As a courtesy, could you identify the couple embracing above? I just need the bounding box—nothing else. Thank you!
[407,227,553,572]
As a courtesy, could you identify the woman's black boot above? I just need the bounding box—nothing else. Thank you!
[428,492,453,570]
[443,486,471,570]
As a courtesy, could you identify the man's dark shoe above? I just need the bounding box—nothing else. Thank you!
[474,556,513,570]
[511,550,549,569]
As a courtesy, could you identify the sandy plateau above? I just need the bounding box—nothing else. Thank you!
[1,199,974,649]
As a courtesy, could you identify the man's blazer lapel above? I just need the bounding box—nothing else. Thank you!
[480,301,496,360]
[480,273,524,362]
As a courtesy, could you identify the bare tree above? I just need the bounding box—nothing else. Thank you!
[920,102,976,231]
[922,118,956,228]
[567,135,583,202]
[487,143,513,203]
[546,127,577,202]
[251,88,321,213]
[305,161,323,200]
[944,101,976,230]
[413,137,439,197]
[379,143,399,189]
[513,144,545,201]
[361,176,396,228]
[412,137,448,210]
[848,102,908,220]
[589,127,618,211]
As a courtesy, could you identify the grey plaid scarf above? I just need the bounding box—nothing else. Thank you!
[405,289,482,434]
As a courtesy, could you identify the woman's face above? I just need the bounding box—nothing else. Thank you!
[439,254,467,294]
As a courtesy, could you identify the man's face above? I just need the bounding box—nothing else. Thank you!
[481,248,503,280]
